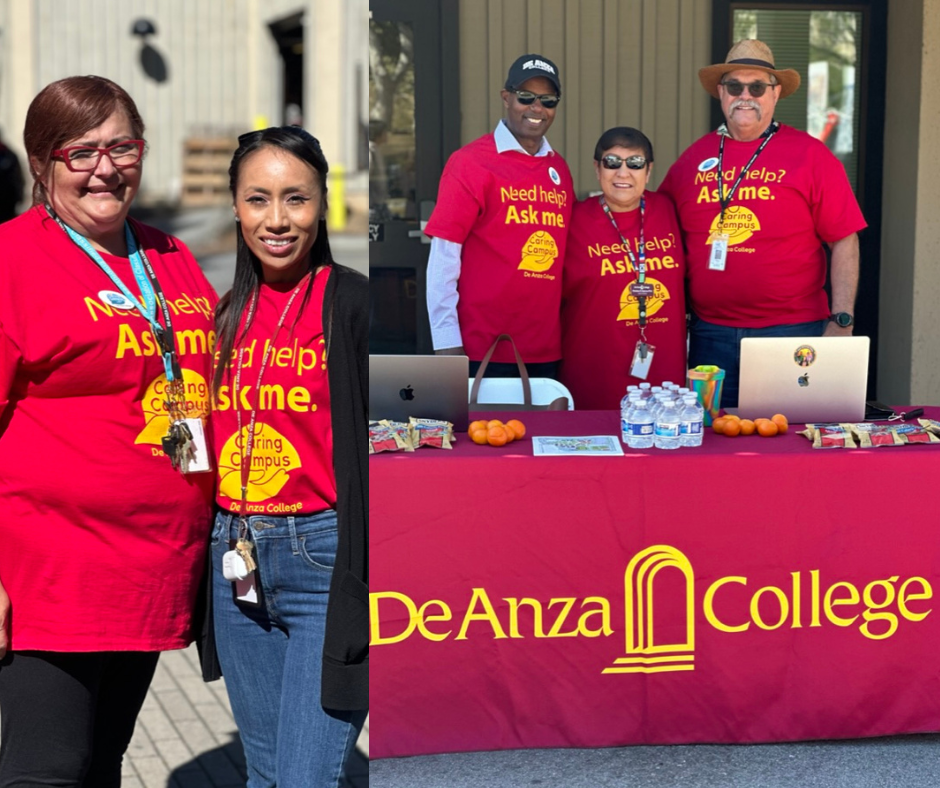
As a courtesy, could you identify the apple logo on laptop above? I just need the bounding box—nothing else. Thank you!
[798,374,809,387]
[400,385,415,401]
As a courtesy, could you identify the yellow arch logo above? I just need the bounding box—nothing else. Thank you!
[617,278,670,321]
[135,369,211,445]
[218,423,302,502]
[517,230,559,272]
[603,545,695,673]
[708,205,761,245]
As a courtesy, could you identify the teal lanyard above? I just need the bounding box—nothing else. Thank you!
[48,208,181,382]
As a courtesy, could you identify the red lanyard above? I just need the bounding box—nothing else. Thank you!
[233,272,311,529]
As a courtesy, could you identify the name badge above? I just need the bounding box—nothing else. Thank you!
[708,233,729,271]
[629,341,655,380]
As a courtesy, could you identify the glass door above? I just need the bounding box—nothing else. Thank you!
[713,0,887,396]
[369,0,460,354]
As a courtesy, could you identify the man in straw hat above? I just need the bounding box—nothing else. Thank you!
[425,54,574,378]
[660,39,866,407]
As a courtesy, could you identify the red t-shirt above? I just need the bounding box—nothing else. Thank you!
[560,192,688,410]
[659,124,867,327]
[0,206,217,651]
[425,133,575,363]
[213,267,335,515]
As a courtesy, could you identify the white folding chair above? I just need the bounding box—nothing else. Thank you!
[467,377,575,410]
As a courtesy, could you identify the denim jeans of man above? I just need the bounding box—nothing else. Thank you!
[688,313,827,408]
[211,510,367,788]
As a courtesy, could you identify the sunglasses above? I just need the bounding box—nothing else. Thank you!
[599,154,648,170]
[720,80,776,98]
[511,90,560,109]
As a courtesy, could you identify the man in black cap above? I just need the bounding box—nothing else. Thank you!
[659,39,866,407]
[424,54,574,377]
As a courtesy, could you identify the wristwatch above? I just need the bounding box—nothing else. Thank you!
[828,312,854,328]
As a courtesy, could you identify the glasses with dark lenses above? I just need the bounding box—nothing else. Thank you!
[600,154,648,171]
[720,80,775,98]
[52,140,145,172]
[512,90,560,109]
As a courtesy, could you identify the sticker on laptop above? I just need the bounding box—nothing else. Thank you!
[793,345,816,368]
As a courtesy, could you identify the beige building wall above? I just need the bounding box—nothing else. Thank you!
[879,0,940,404]
[0,0,367,204]
[457,0,713,195]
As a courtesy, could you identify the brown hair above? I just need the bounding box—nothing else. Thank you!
[24,75,146,206]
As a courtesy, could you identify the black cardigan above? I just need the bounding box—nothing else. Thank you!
[320,263,369,710]
[198,263,369,712]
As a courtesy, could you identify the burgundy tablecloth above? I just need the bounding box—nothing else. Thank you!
[371,408,940,757]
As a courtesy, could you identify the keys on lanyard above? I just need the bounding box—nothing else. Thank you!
[162,419,194,473]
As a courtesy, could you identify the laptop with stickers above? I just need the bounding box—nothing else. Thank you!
[731,336,870,423]
[369,355,470,431]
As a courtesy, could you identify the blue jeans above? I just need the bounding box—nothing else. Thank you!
[688,314,827,408]
[211,510,366,788]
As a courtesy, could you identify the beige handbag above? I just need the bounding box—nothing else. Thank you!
[469,334,569,412]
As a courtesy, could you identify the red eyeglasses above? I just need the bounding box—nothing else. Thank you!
[52,140,145,172]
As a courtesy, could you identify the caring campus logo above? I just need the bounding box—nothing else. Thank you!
[518,230,559,274]
[617,278,671,322]
[370,545,935,674]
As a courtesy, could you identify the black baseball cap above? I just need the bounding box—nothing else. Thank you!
[504,54,562,96]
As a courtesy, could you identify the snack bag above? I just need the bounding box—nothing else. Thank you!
[409,417,455,449]
[892,423,940,445]
[917,418,940,436]
[369,420,413,454]
[851,423,903,448]
[798,423,858,449]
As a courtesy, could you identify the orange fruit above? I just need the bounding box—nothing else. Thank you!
[771,414,789,434]
[722,419,741,437]
[503,425,515,443]
[757,420,779,437]
[470,429,489,445]
[469,419,489,435]
[487,419,504,430]
[739,419,756,436]
[487,425,509,447]
[724,413,741,421]
[505,419,526,440]
[712,417,729,434]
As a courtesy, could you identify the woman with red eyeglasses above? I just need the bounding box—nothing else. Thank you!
[0,76,217,787]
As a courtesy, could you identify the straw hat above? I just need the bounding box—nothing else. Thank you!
[698,40,801,99]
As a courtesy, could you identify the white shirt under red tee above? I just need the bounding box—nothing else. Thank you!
[425,126,575,363]
[659,123,867,327]
[212,266,335,516]
[561,192,688,409]
[0,206,217,651]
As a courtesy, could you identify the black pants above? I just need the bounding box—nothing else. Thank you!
[0,650,159,788]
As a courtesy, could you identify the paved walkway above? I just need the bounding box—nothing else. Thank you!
[122,645,368,787]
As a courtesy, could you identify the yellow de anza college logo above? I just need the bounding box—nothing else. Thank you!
[370,544,934,676]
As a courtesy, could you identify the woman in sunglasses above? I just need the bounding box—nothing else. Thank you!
[559,127,687,409]
[0,76,217,786]
[205,126,368,787]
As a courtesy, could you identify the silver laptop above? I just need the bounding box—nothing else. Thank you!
[369,355,470,431]
[732,336,870,423]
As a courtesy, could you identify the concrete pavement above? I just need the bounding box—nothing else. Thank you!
[121,645,368,787]
[370,733,940,787]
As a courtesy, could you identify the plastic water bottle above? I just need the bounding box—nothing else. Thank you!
[654,398,681,450]
[625,397,654,449]
[680,394,704,448]
[639,382,652,398]
[620,391,633,443]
